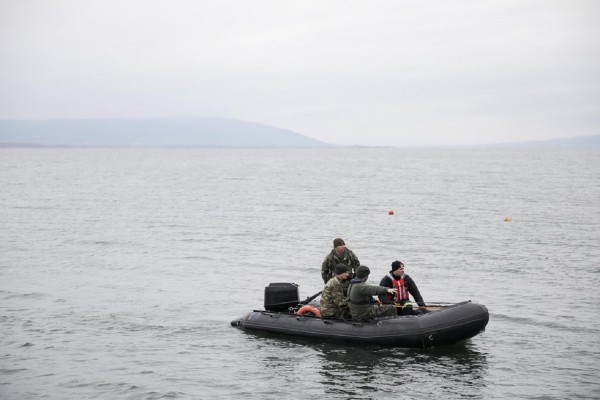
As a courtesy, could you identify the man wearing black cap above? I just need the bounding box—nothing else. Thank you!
[321,238,361,284]
[379,260,425,315]
[320,264,351,319]
[347,265,397,322]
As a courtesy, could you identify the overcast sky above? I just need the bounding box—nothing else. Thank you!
[1,1,598,146]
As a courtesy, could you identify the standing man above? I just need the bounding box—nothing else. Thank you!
[378,260,426,315]
[347,266,397,322]
[320,264,351,319]
[321,238,361,284]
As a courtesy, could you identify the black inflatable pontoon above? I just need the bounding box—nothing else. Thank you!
[231,283,489,348]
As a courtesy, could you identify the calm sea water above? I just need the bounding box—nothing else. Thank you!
[1,147,599,399]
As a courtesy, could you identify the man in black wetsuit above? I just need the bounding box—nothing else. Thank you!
[379,260,426,315]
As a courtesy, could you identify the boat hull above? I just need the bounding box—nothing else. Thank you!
[231,301,489,347]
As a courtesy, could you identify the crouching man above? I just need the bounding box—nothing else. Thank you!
[320,264,351,319]
[347,265,397,322]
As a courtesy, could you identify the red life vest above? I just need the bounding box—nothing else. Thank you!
[388,273,409,301]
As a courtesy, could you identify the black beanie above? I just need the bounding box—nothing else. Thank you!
[391,260,404,271]
[333,238,345,248]
[334,264,348,275]
[356,265,370,278]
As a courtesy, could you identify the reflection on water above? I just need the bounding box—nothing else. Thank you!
[242,330,488,399]
[318,343,489,399]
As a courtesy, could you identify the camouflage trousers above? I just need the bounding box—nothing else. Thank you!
[370,304,397,319]
[321,306,352,320]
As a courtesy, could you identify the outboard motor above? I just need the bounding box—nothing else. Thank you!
[264,283,300,311]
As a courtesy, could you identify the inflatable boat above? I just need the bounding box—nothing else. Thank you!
[230,283,489,348]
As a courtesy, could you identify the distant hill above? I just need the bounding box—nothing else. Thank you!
[0,118,332,148]
[1,119,597,148]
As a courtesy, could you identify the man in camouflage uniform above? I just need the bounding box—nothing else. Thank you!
[347,265,397,322]
[321,238,361,284]
[320,264,351,319]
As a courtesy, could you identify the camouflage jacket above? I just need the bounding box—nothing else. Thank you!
[320,277,350,319]
[321,248,360,283]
